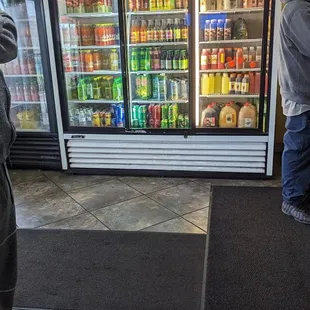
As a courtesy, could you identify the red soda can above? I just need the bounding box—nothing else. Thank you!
[154,104,161,128]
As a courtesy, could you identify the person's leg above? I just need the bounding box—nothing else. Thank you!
[0,163,17,310]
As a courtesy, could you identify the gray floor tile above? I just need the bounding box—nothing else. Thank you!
[12,175,61,206]
[92,196,176,231]
[143,217,205,234]
[68,179,141,211]
[15,189,85,228]
[9,169,44,186]
[44,171,114,192]
[148,182,210,215]
[120,176,189,194]
[183,208,209,232]
[39,213,109,230]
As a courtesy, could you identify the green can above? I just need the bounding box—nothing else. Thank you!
[184,113,190,128]
[169,120,177,129]
[161,119,168,129]
[139,120,147,128]
[161,104,169,120]
[178,114,184,128]
[132,105,139,120]
[138,105,147,123]
[132,119,139,128]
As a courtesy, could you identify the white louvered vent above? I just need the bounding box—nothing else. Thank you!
[65,134,268,174]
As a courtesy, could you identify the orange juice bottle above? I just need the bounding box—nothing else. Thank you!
[219,103,237,128]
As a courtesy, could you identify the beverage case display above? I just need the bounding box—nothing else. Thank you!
[1,0,50,132]
[58,0,126,129]
[200,0,264,11]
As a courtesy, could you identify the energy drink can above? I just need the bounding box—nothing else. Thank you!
[105,112,112,127]
[132,119,139,128]
[161,104,169,120]
[169,120,177,128]
[161,119,168,128]
[92,111,101,127]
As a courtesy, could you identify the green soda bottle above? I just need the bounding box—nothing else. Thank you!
[85,78,94,100]
[77,78,87,101]
[93,77,102,100]
[131,48,139,71]
[145,48,151,71]
[139,48,146,71]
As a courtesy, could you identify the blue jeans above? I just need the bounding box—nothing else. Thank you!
[282,111,310,206]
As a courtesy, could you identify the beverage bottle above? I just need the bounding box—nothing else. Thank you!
[254,72,261,94]
[30,80,40,102]
[223,0,231,9]
[215,73,222,94]
[159,20,166,42]
[224,19,232,40]
[201,104,218,127]
[210,48,218,70]
[235,48,244,69]
[204,20,211,41]
[201,49,209,70]
[157,0,164,10]
[110,49,119,71]
[140,48,146,71]
[150,48,155,70]
[249,46,256,61]
[182,0,188,8]
[201,74,208,95]
[249,72,255,94]
[208,73,215,94]
[173,19,181,42]
[93,50,102,71]
[93,77,102,99]
[170,0,176,9]
[200,0,207,11]
[154,105,161,128]
[130,20,140,43]
[77,78,87,101]
[129,0,136,11]
[241,74,250,95]
[131,48,139,71]
[257,0,264,7]
[142,0,150,10]
[229,73,236,94]
[219,103,237,128]
[238,102,257,128]
[221,73,229,95]
[173,50,180,70]
[147,20,154,42]
[181,18,188,41]
[150,0,157,10]
[256,46,262,63]
[166,50,173,70]
[85,78,94,100]
[176,0,182,9]
[183,50,189,69]
[235,73,243,94]
[145,48,152,70]
[166,19,173,42]
[27,52,36,74]
[164,0,171,9]
[218,48,225,69]
[217,19,224,41]
[153,48,161,70]
[160,50,167,70]
[243,47,249,64]
[154,20,160,42]
[16,81,25,102]
[23,80,32,102]
[209,19,217,41]
[140,20,147,43]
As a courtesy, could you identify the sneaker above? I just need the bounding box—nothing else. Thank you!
[282,202,310,224]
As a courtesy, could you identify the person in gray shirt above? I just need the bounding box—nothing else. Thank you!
[279,0,310,224]
[0,9,18,310]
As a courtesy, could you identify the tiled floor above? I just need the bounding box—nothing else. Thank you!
[9,169,281,234]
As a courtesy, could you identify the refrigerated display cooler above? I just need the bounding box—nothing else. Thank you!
[48,0,280,177]
[0,0,66,169]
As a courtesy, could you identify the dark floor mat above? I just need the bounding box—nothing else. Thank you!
[205,186,310,310]
[15,229,206,310]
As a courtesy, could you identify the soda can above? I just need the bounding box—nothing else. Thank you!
[139,120,147,128]
[161,119,168,129]
[115,104,124,127]
[172,103,179,120]
[105,112,112,127]
[132,105,139,120]
[168,104,174,121]
[132,119,139,128]
[138,105,147,123]
[169,120,177,128]
[161,104,169,120]
[178,114,184,128]
[184,113,190,128]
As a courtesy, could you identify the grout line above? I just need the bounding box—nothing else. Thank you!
[118,177,193,196]
[138,215,181,232]
[90,212,113,231]
[181,217,208,234]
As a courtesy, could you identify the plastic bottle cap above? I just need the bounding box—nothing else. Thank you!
[226,103,231,107]
[244,102,250,107]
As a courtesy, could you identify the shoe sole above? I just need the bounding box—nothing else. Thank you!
[282,207,310,225]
